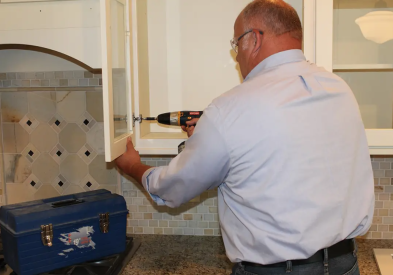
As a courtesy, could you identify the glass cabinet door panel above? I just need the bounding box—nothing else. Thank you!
[333,0,393,129]
[111,0,128,138]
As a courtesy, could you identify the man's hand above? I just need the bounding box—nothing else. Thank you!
[114,137,142,176]
[181,118,200,137]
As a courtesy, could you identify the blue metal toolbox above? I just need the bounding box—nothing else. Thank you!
[0,189,128,275]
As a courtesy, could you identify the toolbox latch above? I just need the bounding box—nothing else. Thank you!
[41,224,53,247]
[99,213,109,233]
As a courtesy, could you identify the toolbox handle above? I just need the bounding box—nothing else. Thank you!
[51,199,84,208]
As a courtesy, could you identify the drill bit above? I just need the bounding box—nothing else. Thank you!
[142,117,157,121]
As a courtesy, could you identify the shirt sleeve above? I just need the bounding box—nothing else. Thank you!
[141,103,230,208]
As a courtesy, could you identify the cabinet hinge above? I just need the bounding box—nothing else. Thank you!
[132,113,143,127]
[41,224,53,247]
[99,213,109,233]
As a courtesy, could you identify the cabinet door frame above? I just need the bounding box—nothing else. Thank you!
[101,0,134,162]
[315,0,393,155]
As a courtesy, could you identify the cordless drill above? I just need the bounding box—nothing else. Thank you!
[143,111,203,127]
[142,111,203,154]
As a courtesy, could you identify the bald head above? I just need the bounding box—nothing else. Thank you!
[234,0,303,79]
[242,0,302,41]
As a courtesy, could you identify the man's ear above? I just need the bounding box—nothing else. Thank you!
[252,30,262,54]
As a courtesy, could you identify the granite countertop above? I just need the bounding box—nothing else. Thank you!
[124,235,393,275]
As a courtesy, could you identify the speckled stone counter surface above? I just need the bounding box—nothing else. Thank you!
[124,235,393,275]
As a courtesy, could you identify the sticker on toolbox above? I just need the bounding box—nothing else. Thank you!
[58,226,96,256]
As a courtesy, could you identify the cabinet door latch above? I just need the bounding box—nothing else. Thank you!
[99,213,109,233]
[41,224,53,247]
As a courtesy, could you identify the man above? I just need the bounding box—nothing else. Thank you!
[115,0,374,274]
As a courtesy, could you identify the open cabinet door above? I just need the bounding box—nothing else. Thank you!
[100,0,134,162]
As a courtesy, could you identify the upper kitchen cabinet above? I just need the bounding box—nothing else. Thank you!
[0,0,134,162]
[0,0,102,72]
[130,0,316,155]
[315,0,393,155]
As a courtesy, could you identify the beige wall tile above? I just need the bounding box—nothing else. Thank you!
[15,124,29,153]
[2,124,16,153]
[372,232,382,239]
[32,153,59,183]
[6,183,32,204]
[378,225,389,231]
[63,184,85,195]
[1,92,28,122]
[33,184,60,200]
[86,92,104,122]
[99,184,117,194]
[144,213,152,220]
[87,123,104,154]
[60,155,88,183]
[28,92,56,123]
[59,124,86,153]
[89,155,117,185]
[56,91,86,123]
[159,220,168,227]
[3,154,32,183]
[379,209,389,216]
[31,124,57,153]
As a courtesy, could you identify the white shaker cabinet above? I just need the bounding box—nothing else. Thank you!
[315,0,393,155]
[0,0,317,161]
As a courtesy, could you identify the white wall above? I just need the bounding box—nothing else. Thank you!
[0,50,84,73]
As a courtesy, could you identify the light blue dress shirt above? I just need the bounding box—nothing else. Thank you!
[142,49,375,264]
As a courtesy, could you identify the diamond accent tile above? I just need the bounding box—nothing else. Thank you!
[19,114,39,134]
[79,112,96,133]
[50,144,69,164]
[79,174,99,191]
[23,174,42,193]
[49,114,67,134]
[21,143,40,163]
[77,144,97,165]
[52,174,70,194]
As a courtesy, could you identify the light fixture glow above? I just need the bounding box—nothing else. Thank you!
[355,11,393,44]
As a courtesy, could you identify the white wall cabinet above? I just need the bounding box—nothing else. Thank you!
[315,0,393,155]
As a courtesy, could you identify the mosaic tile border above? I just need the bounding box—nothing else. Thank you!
[0,71,102,88]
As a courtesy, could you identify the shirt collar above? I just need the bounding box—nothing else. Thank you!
[244,49,306,81]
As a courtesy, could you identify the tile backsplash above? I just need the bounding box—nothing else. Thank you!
[0,79,118,205]
[0,70,387,239]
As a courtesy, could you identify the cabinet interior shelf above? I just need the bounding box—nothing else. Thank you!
[333,64,393,72]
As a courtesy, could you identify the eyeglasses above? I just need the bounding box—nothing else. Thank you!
[230,29,263,53]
